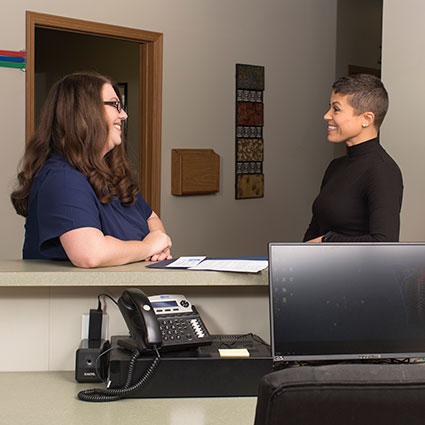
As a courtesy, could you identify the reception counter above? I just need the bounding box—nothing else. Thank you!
[0,371,258,425]
[0,259,268,287]
[0,260,270,372]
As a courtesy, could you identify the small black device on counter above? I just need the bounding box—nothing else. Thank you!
[75,339,110,383]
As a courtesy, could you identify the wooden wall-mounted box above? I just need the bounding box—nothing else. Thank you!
[172,149,220,195]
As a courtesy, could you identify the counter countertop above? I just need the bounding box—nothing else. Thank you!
[0,259,268,287]
[0,371,258,425]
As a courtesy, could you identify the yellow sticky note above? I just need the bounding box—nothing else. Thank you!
[218,348,250,358]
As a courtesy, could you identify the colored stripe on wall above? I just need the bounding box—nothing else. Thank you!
[0,56,25,63]
[0,61,25,69]
[0,50,25,57]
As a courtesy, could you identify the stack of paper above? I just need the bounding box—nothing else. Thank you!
[165,257,268,273]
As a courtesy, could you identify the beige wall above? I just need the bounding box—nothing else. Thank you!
[0,0,337,260]
[382,0,425,241]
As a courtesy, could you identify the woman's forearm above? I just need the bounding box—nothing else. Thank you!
[60,227,171,268]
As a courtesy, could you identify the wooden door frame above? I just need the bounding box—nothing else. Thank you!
[26,11,163,214]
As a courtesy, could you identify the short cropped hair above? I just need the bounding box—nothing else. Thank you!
[332,73,389,129]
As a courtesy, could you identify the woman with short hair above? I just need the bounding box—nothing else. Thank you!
[304,73,403,243]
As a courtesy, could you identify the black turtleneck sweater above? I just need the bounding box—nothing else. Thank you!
[303,138,403,242]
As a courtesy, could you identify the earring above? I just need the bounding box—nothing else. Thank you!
[362,124,368,128]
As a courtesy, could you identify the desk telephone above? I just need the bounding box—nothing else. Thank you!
[77,289,213,401]
[117,289,213,353]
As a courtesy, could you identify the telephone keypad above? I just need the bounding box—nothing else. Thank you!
[157,312,212,350]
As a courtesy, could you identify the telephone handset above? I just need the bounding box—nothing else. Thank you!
[118,289,212,353]
[118,288,162,352]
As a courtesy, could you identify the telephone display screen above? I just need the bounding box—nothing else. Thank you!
[151,300,178,308]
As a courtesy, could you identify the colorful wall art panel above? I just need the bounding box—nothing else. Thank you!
[235,64,264,199]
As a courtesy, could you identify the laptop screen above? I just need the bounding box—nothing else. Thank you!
[268,243,425,361]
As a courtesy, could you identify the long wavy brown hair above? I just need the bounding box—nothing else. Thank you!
[11,72,139,217]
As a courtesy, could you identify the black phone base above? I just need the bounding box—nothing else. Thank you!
[109,334,273,398]
[116,338,140,353]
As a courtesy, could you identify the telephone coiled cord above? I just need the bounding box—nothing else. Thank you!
[77,347,160,402]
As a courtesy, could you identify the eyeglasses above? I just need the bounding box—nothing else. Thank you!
[103,101,123,113]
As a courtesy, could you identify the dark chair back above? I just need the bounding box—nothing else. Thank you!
[254,363,425,425]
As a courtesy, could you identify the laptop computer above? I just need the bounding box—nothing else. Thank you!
[268,243,425,362]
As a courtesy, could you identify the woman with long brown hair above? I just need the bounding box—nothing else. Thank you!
[11,72,171,267]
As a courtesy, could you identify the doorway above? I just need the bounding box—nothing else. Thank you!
[26,11,163,214]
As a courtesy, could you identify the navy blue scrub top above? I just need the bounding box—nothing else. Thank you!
[23,153,152,260]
